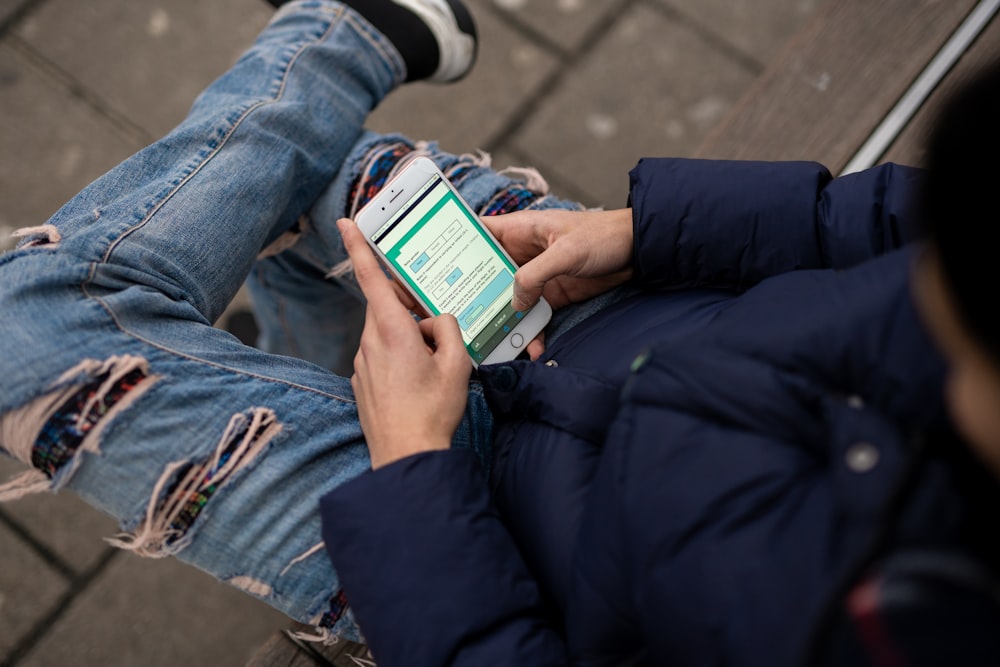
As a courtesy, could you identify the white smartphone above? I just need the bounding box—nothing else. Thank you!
[354,156,552,367]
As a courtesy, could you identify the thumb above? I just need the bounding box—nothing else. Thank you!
[430,314,471,371]
[513,247,573,311]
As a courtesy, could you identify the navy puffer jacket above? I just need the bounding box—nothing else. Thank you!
[320,159,988,665]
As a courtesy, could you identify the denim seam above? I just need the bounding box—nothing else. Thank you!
[0,283,136,417]
[70,6,360,403]
[98,9,346,266]
[276,1,404,81]
[343,10,406,82]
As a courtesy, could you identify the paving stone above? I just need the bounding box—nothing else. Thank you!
[0,39,139,253]
[0,520,70,656]
[512,4,755,208]
[0,0,26,26]
[488,0,624,54]
[487,146,592,205]
[18,552,287,667]
[15,0,272,139]
[367,0,559,155]
[218,283,257,339]
[0,457,120,574]
[657,0,823,64]
[695,0,978,172]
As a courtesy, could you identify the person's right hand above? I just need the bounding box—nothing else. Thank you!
[339,218,471,470]
[482,208,634,312]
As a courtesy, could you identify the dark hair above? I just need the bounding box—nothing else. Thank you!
[922,58,1000,366]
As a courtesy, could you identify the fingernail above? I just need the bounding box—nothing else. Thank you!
[336,218,349,233]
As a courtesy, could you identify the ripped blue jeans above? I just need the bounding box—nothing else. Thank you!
[0,0,603,641]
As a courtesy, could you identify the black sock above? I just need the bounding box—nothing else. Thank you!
[264,0,441,81]
[341,0,441,81]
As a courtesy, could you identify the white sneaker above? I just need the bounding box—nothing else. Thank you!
[391,0,477,83]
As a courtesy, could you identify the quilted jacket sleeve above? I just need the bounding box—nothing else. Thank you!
[628,158,926,289]
[320,448,569,667]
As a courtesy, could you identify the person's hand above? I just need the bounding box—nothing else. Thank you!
[482,208,634,312]
[338,218,471,470]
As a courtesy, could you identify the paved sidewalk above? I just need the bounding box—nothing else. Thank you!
[2,0,982,664]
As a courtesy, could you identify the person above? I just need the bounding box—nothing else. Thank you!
[807,65,1000,665]
[0,1,994,665]
[321,50,1000,667]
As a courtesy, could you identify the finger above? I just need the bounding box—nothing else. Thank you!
[481,211,546,264]
[411,302,431,319]
[416,314,457,347]
[526,332,546,360]
[417,317,440,349]
[417,314,469,365]
[350,352,365,397]
[389,280,419,311]
[479,214,500,237]
[478,210,517,239]
[415,316,471,378]
[430,314,472,372]
[512,241,580,311]
[339,218,410,320]
[356,304,384,354]
[391,281,432,318]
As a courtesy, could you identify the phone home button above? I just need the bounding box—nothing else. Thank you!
[511,333,525,348]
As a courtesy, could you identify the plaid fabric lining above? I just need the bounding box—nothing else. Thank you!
[160,424,269,543]
[32,369,147,477]
[348,142,414,212]
[443,160,479,188]
[318,589,350,629]
[347,141,541,220]
[481,186,539,217]
[847,576,910,667]
[162,459,209,542]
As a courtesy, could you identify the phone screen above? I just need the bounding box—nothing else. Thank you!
[370,175,528,363]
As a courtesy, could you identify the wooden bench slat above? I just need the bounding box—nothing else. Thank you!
[695,0,978,172]
[882,13,1000,168]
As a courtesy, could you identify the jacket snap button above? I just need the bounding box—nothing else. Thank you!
[494,366,519,391]
[545,360,559,367]
[847,394,865,410]
[846,442,879,473]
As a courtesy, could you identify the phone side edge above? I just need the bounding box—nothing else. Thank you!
[478,297,553,366]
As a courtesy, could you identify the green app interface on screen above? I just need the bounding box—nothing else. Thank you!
[371,177,527,362]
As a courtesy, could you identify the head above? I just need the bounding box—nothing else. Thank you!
[914,59,1000,474]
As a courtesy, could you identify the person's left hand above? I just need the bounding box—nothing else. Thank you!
[338,218,471,470]
[482,208,634,312]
